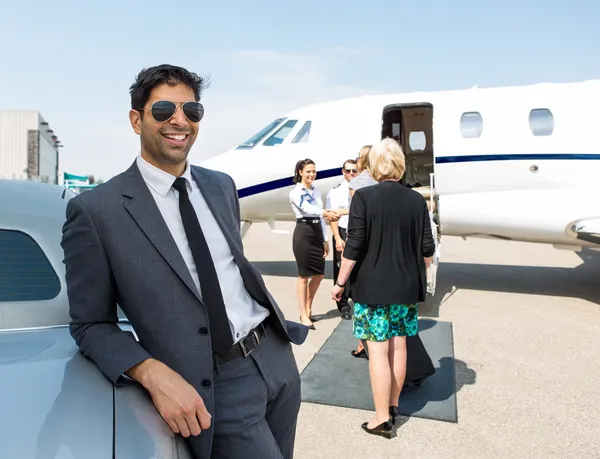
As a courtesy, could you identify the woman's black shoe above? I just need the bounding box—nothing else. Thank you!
[389,406,400,425]
[361,419,393,439]
[300,317,316,330]
[351,349,368,359]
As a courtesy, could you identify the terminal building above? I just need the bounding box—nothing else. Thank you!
[0,110,63,184]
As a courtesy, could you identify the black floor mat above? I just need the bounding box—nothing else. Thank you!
[300,318,458,423]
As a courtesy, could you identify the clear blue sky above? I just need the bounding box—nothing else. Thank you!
[1,0,598,180]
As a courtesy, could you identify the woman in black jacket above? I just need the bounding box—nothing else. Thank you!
[332,137,435,439]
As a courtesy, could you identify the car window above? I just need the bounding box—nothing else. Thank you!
[0,229,61,302]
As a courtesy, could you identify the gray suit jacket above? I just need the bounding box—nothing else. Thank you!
[61,161,308,442]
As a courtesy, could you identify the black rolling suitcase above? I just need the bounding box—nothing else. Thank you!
[403,333,435,387]
[359,333,435,388]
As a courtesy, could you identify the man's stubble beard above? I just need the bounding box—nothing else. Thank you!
[143,134,192,167]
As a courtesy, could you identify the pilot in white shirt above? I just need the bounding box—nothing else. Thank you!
[326,180,350,234]
[325,159,357,318]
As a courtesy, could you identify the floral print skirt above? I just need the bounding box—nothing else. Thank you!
[353,302,418,342]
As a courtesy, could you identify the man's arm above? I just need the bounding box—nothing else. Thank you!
[330,219,341,241]
[325,191,340,240]
[61,197,152,385]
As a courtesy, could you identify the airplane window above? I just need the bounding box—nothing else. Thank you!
[0,229,60,302]
[529,108,554,136]
[236,117,286,149]
[263,120,298,146]
[460,112,483,138]
[291,121,312,143]
[409,131,426,151]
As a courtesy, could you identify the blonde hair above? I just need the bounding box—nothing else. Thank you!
[356,145,372,172]
[368,137,406,182]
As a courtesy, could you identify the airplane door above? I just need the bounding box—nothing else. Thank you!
[382,103,440,296]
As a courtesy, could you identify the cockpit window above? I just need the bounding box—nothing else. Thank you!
[236,118,286,149]
[291,121,311,143]
[263,120,298,146]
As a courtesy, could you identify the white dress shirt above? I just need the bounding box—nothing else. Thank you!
[136,156,269,344]
[326,180,350,230]
[289,182,328,241]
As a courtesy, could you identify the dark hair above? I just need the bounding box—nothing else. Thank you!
[292,158,315,184]
[342,159,357,168]
[129,64,210,117]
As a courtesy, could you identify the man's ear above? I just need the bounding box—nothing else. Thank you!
[129,109,142,135]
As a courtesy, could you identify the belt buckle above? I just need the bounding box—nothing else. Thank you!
[239,328,260,357]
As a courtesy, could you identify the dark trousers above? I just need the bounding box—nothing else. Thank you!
[185,321,301,459]
[332,227,350,313]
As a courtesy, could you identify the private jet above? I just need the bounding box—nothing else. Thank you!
[199,79,600,292]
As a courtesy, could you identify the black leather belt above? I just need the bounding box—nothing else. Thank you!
[214,321,266,364]
[297,218,320,224]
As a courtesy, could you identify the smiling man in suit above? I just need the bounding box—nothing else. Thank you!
[61,64,309,459]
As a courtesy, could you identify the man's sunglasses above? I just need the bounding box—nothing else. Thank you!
[140,100,205,123]
[344,168,358,173]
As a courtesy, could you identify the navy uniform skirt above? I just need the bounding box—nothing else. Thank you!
[292,218,325,277]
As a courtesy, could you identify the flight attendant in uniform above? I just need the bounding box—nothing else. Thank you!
[289,158,339,329]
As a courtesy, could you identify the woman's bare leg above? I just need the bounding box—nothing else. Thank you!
[356,340,364,352]
[388,335,407,407]
[296,276,312,326]
[365,339,392,427]
[306,273,323,318]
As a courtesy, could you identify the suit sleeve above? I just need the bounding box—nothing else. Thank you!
[61,197,152,386]
[227,174,242,235]
[343,191,366,260]
[421,199,435,258]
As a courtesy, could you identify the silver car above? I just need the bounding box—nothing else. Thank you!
[0,179,192,459]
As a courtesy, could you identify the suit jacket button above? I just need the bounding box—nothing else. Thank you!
[199,327,208,335]
[201,379,211,388]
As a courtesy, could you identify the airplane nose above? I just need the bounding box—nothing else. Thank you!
[197,151,251,190]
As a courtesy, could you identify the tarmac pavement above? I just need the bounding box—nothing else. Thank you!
[243,222,600,459]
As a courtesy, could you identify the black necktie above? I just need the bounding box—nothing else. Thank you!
[172,177,233,356]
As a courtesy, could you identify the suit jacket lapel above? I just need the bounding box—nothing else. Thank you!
[191,167,274,303]
[190,168,238,252]
[122,162,201,302]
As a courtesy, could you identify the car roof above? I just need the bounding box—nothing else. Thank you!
[0,179,76,221]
